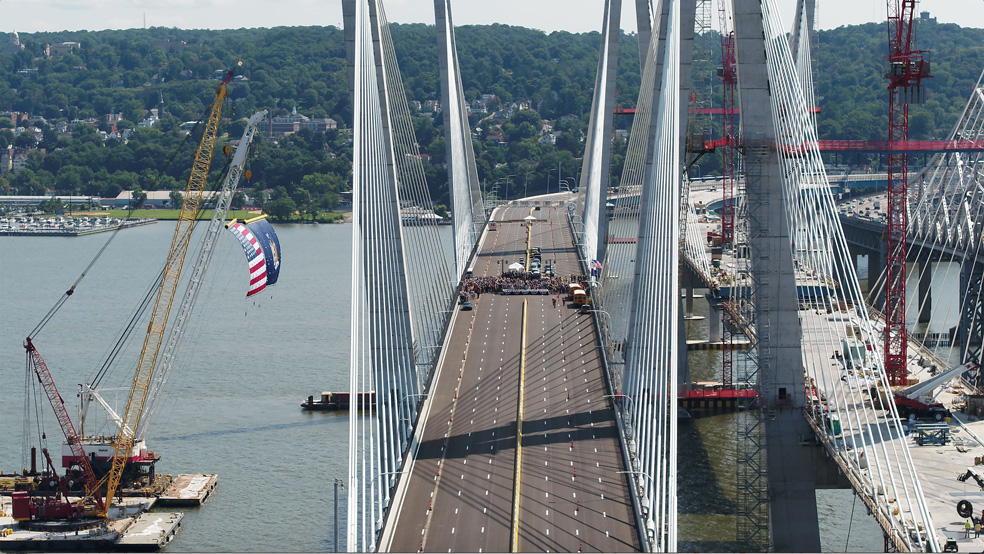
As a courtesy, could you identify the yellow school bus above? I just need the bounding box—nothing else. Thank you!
[572,289,589,305]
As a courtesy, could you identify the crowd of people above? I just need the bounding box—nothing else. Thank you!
[459,271,589,300]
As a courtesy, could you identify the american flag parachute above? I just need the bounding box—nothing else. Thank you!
[226,216,282,297]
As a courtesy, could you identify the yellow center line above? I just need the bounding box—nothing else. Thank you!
[511,300,528,552]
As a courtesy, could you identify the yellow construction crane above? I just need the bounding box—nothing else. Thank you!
[96,71,234,515]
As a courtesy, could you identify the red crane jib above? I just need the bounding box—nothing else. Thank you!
[24,338,105,511]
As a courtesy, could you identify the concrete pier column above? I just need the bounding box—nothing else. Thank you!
[958,259,984,362]
[707,296,721,343]
[868,249,885,311]
[685,286,695,318]
[734,0,820,548]
[918,259,932,324]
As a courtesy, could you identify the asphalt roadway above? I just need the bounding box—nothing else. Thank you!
[384,202,640,552]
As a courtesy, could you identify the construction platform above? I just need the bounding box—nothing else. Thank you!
[157,473,217,507]
[115,512,183,551]
[0,496,183,551]
[679,381,759,411]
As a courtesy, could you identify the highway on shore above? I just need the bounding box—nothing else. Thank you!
[383,202,640,552]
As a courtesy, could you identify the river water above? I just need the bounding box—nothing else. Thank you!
[0,221,883,551]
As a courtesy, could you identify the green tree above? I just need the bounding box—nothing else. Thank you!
[38,196,65,213]
[131,185,147,209]
[14,133,37,149]
[321,191,340,211]
[265,186,296,221]
[169,188,184,208]
[231,190,246,209]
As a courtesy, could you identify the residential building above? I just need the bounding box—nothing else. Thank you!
[423,99,441,113]
[0,145,12,174]
[11,152,29,172]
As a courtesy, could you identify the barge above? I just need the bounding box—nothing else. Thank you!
[301,391,376,411]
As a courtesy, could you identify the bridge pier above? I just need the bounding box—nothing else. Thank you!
[706,297,721,343]
[917,257,933,325]
[734,0,821,548]
[958,257,984,365]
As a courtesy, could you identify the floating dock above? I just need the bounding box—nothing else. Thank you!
[115,512,183,551]
[157,474,217,507]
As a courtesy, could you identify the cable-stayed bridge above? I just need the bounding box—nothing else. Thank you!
[343,0,984,551]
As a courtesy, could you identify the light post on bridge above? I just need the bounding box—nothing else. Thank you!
[547,168,557,195]
[618,470,658,549]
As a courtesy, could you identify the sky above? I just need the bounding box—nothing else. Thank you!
[0,0,981,35]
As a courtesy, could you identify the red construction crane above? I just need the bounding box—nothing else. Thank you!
[718,2,737,388]
[884,0,930,386]
[718,6,737,249]
[19,338,105,519]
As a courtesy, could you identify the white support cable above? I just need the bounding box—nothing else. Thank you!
[756,0,938,549]
[618,0,679,549]
[346,0,446,549]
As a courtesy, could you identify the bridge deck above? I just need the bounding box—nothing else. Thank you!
[381,204,640,552]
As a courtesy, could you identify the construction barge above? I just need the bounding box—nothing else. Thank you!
[0,472,215,551]
[0,495,183,552]
[302,391,376,411]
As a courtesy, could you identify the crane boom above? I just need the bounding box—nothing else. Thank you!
[101,72,232,514]
[137,109,268,441]
[24,338,105,511]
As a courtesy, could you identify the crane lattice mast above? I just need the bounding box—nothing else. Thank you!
[884,0,930,385]
[719,1,737,388]
[100,72,232,514]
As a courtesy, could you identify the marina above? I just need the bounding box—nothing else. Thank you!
[0,216,156,236]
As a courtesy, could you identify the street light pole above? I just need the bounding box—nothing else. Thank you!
[547,168,557,195]
[333,478,344,552]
